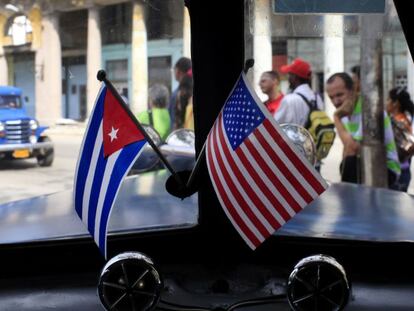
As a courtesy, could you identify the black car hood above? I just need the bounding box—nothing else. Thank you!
[0,170,413,247]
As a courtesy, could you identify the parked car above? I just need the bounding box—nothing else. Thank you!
[0,86,54,167]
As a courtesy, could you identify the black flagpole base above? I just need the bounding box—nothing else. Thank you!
[166,171,198,199]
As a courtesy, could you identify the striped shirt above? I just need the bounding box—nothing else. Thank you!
[341,97,401,176]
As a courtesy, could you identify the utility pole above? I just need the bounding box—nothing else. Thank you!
[360,14,388,188]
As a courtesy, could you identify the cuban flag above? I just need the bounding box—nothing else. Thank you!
[74,85,147,258]
[206,73,328,250]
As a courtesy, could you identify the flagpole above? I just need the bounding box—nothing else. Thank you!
[185,59,255,191]
[97,70,185,188]
[185,143,206,189]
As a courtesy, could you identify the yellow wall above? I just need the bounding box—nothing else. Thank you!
[28,6,42,49]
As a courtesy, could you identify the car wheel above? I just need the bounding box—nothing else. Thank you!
[37,136,54,167]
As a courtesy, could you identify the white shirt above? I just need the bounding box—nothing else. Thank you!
[274,84,324,127]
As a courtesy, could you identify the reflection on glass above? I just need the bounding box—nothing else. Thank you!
[280,123,316,166]
[166,129,195,148]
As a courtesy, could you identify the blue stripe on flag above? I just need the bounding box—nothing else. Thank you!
[87,144,107,235]
[98,140,147,256]
[75,87,106,218]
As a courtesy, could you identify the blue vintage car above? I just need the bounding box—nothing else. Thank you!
[0,86,54,166]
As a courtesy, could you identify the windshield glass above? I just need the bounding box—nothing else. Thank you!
[0,0,412,243]
[0,95,22,108]
[247,0,413,193]
[0,1,196,239]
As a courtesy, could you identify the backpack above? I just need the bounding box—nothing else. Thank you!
[296,93,336,160]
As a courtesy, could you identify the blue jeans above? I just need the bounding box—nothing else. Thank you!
[397,167,411,192]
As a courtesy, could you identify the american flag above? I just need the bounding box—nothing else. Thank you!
[206,73,328,249]
[74,85,147,258]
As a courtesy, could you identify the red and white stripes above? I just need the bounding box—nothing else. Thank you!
[206,114,327,249]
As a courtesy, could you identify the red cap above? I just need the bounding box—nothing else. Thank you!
[280,58,311,79]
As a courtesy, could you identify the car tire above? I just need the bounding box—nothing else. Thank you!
[37,136,54,167]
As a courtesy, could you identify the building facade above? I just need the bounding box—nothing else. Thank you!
[0,0,410,125]
[0,0,189,124]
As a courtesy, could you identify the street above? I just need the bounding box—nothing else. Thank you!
[0,125,413,205]
[0,130,82,204]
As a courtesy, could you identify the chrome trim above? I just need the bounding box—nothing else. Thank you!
[5,120,24,125]
[98,252,162,311]
[4,119,31,142]
[287,254,350,311]
[159,144,195,157]
[0,141,53,152]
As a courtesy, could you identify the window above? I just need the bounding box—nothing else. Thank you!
[106,59,128,82]
[6,15,32,46]
[249,0,412,192]
[148,56,172,90]
[101,3,132,45]
[59,10,87,50]
[0,95,22,108]
[0,1,193,213]
[106,59,129,98]
[0,1,196,249]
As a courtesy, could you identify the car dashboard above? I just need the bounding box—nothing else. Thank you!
[0,172,414,310]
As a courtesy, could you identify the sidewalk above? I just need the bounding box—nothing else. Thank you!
[45,121,86,136]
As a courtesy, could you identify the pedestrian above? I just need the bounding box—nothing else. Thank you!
[137,83,171,141]
[325,72,401,187]
[169,57,192,130]
[386,87,414,191]
[174,69,193,130]
[275,58,324,127]
[259,70,284,115]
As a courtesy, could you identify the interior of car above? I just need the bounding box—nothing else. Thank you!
[0,1,414,310]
